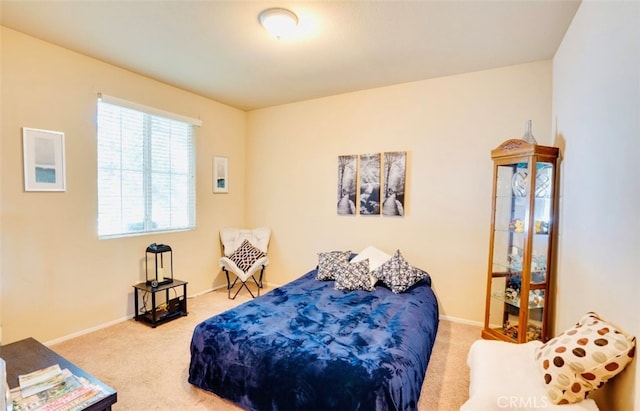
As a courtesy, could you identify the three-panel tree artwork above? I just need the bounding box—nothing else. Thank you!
[337,152,406,216]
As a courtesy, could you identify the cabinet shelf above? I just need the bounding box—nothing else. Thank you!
[493,229,550,235]
[482,139,559,344]
[491,271,547,286]
[490,292,544,309]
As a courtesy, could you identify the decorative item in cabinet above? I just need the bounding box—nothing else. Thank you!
[482,139,559,343]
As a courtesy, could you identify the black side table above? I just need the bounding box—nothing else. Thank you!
[133,279,188,327]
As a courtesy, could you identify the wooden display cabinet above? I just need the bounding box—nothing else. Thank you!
[482,139,559,343]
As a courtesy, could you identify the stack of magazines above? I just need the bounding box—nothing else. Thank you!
[10,364,106,411]
[1,358,10,411]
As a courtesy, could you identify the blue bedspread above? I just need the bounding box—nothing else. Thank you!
[188,268,439,411]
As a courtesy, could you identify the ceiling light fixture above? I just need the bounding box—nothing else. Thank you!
[258,8,298,39]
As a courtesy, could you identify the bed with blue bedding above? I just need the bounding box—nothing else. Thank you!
[188,252,439,411]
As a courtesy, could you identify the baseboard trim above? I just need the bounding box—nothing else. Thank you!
[44,284,239,345]
[44,315,133,346]
[43,285,480,346]
[439,315,483,327]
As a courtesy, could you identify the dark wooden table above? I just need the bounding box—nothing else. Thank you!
[0,337,117,410]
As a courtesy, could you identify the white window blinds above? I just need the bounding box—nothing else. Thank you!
[97,96,197,238]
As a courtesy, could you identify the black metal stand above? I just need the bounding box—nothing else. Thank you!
[223,265,265,299]
[133,279,187,327]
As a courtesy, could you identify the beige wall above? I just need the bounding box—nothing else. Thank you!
[553,2,639,409]
[3,36,551,334]
[0,27,246,344]
[0,27,3,343]
[246,61,552,324]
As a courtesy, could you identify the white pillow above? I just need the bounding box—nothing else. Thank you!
[351,246,392,271]
[351,246,392,287]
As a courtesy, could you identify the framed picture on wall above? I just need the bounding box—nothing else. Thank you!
[359,153,381,215]
[213,156,228,193]
[337,155,357,215]
[22,127,66,192]
[382,151,406,216]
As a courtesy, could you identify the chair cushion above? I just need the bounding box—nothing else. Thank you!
[535,312,636,405]
[220,227,271,256]
[229,239,266,273]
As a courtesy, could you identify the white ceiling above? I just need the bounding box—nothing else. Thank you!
[0,0,580,111]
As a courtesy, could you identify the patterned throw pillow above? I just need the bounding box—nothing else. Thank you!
[535,312,636,405]
[334,259,375,291]
[316,251,351,281]
[229,239,266,273]
[372,249,430,293]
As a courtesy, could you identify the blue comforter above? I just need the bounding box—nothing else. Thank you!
[188,268,439,411]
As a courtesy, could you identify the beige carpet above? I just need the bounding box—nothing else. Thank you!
[51,284,481,410]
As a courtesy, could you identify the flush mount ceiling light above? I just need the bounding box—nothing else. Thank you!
[258,8,298,39]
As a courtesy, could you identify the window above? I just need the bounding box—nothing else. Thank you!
[97,95,199,238]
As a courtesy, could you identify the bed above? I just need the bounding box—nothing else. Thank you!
[188,250,439,411]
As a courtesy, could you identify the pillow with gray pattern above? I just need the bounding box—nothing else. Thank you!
[334,259,375,291]
[316,250,351,281]
[372,249,430,293]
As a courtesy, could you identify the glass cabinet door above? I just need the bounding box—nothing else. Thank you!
[527,161,554,341]
[487,162,528,342]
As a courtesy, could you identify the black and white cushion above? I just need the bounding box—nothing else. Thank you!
[316,250,351,281]
[372,249,430,293]
[229,239,266,273]
[334,259,375,291]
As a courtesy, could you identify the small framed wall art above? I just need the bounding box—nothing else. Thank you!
[382,151,406,216]
[337,155,357,215]
[213,156,229,193]
[22,127,66,192]
[359,153,381,215]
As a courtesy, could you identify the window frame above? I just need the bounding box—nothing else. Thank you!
[96,94,201,239]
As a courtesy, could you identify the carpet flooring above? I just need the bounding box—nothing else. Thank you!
[51,283,481,410]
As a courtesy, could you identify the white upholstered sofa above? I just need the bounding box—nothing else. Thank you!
[461,339,599,411]
[462,312,636,411]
